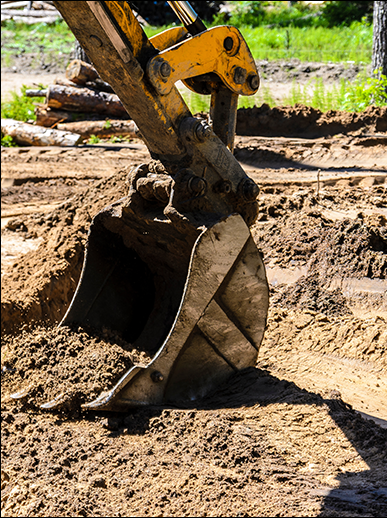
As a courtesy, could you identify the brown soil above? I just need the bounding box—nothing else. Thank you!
[1,103,387,517]
[237,105,387,137]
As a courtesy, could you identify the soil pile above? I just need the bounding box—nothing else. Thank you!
[237,104,387,137]
[2,325,150,413]
[1,168,130,335]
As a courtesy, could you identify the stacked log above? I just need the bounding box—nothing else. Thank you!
[32,60,137,139]
[3,59,139,146]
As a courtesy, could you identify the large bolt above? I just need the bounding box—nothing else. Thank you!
[195,121,212,141]
[248,74,260,91]
[160,61,171,78]
[241,179,259,201]
[233,66,247,85]
[189,176,207,196]
[151,371,164,383]
[224,36,234,51]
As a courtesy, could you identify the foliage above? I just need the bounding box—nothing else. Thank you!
[320,1,373,28]
[340,71,387,111]
[224,1,322,29]
[1,134,17,147]
[87,134,102,144]
[1,85,45,122]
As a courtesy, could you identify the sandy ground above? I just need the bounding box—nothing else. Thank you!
[1,68,387,517]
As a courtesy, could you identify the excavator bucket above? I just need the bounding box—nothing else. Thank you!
[54,195,268,410]
[44,0,270,410]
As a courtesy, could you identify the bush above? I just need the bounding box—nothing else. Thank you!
[218,1,374,29]
[320,1,373,27]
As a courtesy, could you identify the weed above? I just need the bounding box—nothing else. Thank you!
[1,134,17,147]
[282,73,387,112]
[1,85,45,122]
[87,135,102,144]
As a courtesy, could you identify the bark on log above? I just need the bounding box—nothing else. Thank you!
[35,105,106,127]
[1,119,82,146]
[56,119,140,138]
[45,84,129,118]
[25,89,47,97]
[66,59,99,85]
[55,77,114,94]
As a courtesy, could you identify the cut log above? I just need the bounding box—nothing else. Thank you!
[25,89,47,97]
[57,119,140,139]
[55,77,114,94]
[35,105,105,127]
[65,59,99,85]
[45,84,129,118]
[1,119,82,146]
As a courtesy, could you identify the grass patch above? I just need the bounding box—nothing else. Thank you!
[179,72,387,115]
[1,85,45,122]
[1,134,17,147]
[1,19,75,69]
[237,22,372,63]
[282,72,387,112]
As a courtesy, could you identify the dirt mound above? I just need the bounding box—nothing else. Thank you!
[254,209,387,278]
[1,325,151,414]
[237,104,387,137]
[1,168,129,335]
[265,307,387,368]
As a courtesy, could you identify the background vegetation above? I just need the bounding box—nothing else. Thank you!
[1,0,385,129]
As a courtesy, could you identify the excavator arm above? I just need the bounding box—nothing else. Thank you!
[54,0,260,223]
[36,1,270,410]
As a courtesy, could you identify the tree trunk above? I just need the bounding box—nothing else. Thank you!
[56,119,140,139]
[372,1,387,79]
[1,119,82,146]
[45,85,129,118]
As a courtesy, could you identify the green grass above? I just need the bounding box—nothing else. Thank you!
[2,18,372,68]
[1,85,45,122]
[180,71,387,115]
[144,21,373,64]
[236,23,373,63]
[1,19,75,69]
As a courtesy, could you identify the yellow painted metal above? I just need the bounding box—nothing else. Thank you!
[147,26,259,96]
[150,26,189,52]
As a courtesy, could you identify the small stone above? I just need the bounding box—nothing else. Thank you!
[90,476,107,489]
